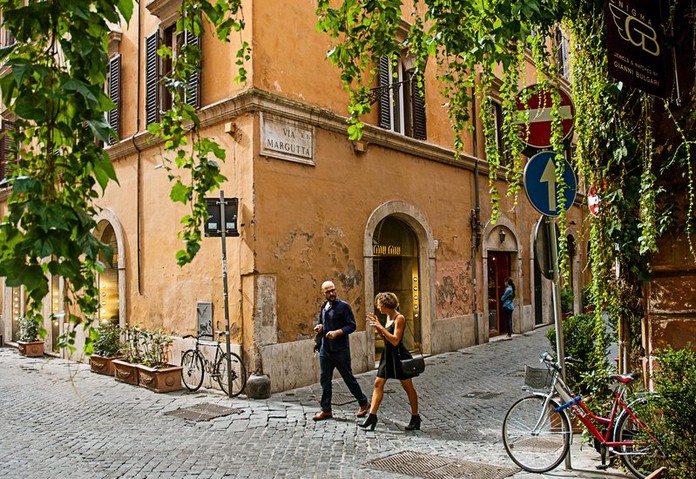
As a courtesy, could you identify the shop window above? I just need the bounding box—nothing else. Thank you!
[376,55,427,140]
[97,223,120,325]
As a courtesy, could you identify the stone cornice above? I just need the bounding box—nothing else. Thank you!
[105,88,489,176]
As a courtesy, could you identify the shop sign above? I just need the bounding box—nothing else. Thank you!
[605,0,670,98]
[373,244,402,256]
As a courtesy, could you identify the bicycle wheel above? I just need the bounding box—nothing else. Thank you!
[216,351,247,397]
[613,397,666,479]
[181,350,204,391]
[502,395,571,473]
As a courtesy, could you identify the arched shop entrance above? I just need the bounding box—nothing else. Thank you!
[372,216,422,359]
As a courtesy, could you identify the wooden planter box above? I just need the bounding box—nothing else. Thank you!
[112,359,140,385]
[90,355,121,376]
[17,340,44,357]
[137,364,183,393]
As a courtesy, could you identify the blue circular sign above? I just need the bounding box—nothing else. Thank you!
[523,151,577,217]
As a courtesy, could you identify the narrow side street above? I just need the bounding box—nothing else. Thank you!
[0,326,630,479]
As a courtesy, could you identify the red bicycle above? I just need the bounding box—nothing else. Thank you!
[502,352,666,478]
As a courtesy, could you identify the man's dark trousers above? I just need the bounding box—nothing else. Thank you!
[319,348,368,412]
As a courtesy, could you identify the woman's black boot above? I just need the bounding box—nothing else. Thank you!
[358,413,378,431]
[405,414,421,431]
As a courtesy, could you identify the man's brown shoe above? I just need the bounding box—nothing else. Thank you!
[357,403,371,417]
[312,410,333,421]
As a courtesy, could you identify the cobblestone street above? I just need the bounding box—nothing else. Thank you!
[0,326,631,478]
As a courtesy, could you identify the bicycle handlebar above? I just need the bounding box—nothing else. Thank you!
[182,332,228,341]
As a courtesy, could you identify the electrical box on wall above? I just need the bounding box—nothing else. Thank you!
[204,197,239,237]
[197,301,213,338]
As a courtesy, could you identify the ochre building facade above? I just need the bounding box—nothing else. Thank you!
[0,1,588,392]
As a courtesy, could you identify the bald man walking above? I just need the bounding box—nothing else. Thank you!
[312,280,370,421]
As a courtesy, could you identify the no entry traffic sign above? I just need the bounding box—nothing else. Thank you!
[516,84,574,149]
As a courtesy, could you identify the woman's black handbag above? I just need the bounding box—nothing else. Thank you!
[397,319,426,375]
[400,355,425,375]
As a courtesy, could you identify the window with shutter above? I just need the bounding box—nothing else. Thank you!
[183,30,201,108]
[376,56,427,140]
[107,55,121,144]
[145,24,201,127]
[0,120,16,184]
[145,32,159,126]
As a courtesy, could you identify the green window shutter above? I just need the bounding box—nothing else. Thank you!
[412,78,427,140]
[145,32,159,126]
[107,54,121,143]
[183,30,201,108]
[378,56,392,130]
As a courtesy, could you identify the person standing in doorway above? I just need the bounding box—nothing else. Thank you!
[312,280,370,421]
[500,277,515,338]
[360,292,420,431]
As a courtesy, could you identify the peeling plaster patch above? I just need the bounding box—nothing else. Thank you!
[275,230,314,259]
[436,261,472,318]
[337,261,363,292]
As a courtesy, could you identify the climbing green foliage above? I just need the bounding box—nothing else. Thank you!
[316,0,695,376]
[0,0,248,350]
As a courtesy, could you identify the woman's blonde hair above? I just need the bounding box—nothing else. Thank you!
[375,292,399,310]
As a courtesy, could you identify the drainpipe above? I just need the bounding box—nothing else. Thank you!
[131,0,143,295]
[470,87,482,345]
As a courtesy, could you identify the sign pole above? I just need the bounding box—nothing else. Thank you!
[547,216,570,470]
[219,190,234,398]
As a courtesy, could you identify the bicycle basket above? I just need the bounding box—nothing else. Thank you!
[524,365,552,390]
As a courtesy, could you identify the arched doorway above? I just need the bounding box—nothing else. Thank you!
[372,216,422,358]
[487,251,512,336]
[97,221,120,326]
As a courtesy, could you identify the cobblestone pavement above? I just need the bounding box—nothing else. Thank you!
[0,326,632,479]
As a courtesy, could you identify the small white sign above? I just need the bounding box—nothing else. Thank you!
[261,113,314,165]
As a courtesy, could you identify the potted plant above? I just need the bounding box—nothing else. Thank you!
[89,322,122,376]
[17,315,45,357]
[136,329,183,393]
[112,325,143,385]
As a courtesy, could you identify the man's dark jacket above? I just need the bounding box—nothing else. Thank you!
[316,297,356,352]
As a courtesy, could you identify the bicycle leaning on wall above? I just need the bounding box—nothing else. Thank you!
[180,331,247,397]
[502,352,666,479]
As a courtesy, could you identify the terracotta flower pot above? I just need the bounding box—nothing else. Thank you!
[17,340,44,357]
[137,364,183,393]
[90,355,122,376]
[112,359,140,385]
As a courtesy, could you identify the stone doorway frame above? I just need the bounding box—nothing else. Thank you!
[363,200,435,364]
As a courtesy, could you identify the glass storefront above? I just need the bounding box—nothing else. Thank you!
[372,216,421,358]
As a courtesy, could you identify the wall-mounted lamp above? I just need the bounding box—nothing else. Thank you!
[499,228,506,244]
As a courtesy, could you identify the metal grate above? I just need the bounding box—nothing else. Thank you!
[366,451,519,479]
[164,402,242,422]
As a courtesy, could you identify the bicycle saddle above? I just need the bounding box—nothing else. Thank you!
[608,372,641,383]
